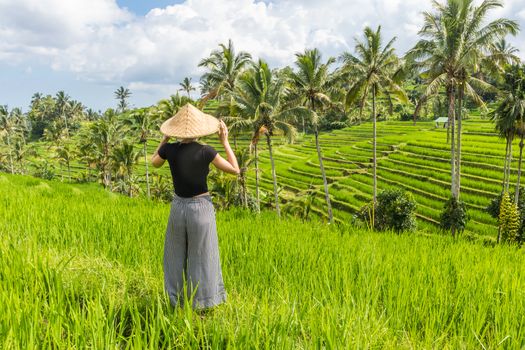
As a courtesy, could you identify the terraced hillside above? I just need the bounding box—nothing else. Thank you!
[18,117,512,240]
[247,118,510,241]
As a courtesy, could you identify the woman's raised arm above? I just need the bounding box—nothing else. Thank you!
[212,120,240,175]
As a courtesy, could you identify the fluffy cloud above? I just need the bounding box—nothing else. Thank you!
[0,0,524,98]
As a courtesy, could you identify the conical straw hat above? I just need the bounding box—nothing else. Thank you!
[160,103,220,138]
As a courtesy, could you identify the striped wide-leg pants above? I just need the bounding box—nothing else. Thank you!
[163,194,227,309]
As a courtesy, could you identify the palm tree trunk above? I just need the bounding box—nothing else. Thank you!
[448,86,456,198]
[240,171,248,208]
[372,86,377,204]
[455,87,463,198]
[514,133,524,204]
[447,85,456,237]
[266,133,280,217]
[254,143,260,213]
[314,127,333,224]
[6,134,14,174]
[143,142,150,198]
[506,138,514,193]
[502,137,510,193]
[67,161,71,183]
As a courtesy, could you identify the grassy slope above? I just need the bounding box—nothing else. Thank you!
[16,115,517,240]
[1,174,524,348]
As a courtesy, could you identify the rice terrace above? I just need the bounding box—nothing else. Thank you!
[1,0,525,348]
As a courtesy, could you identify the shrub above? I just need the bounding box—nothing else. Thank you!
[498,192,521,243]
[33,161,55,180]
[357,189,417,232]
[487,189,525,243]
[440,196,469,234]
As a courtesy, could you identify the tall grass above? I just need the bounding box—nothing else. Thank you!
[1,174,524,348]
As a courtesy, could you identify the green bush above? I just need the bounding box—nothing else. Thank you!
[357,189,417,232]
[498,192,521,243]
[440,196,469,234]
[487,189,525,242]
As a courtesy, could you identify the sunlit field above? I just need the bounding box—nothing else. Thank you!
[1,174,524,348]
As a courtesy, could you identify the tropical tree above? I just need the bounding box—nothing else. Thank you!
[289,48,337,224]
[87,113,119,188]
[114,86,132,113]
[490,64,525,201]
[179,77,196,98]
[121,108,155,198]
[407,0,518,235]
[55,91,71,137]
[340,26,407,214]
[0,105,19,174]
[198,39,252,101]
[235,147,254,208]
[55,140,76,182]
[111,141,141,196]
[233,60,304,216]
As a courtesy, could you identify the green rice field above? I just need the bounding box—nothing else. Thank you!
[1,174,524,348]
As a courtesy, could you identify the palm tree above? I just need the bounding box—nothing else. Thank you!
[0,105,17,174]
[114,86,132,113]
[88,115,119,188]
[340,26,407,212]
[491,64,525,201]
[121,108,154,198]
[289,48,337,224]
[179,77,196,98]
[12,139,35,174]
[233,59,305,217]
[235,147,254,208]
[198,39,252,101]
[55,91,71,137]
[408,0,518,203]
[55,140,75,182]
[111,141,141,196]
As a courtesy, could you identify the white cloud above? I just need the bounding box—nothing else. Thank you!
[0,0,524,101]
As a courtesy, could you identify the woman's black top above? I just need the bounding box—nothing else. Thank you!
[158,141,218,198]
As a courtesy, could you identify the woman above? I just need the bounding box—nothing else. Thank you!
[151,103,239,309]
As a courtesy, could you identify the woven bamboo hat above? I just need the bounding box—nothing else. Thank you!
[160,103,220,138]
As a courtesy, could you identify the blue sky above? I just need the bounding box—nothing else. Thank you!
[1,0,524,112]
[116,0,184,16]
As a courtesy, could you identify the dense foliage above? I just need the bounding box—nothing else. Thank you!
[440,196,469,235]
[357,189,417,232]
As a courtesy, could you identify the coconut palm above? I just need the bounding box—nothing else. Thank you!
[114,86,132,113]
[235,147,254,208]
[55,91,71,137]
[179,77,196,98]
[55,140,75,182]
[233,59,306,217]
[288,48,337,223]
[340,26,407,212]
[0,105,18,174]
[111,141,141,196]
[407,0,518,211]
[198,39,252,101]
[121,108,154,198]
[87,115,119,188]
[12,139,35,175]
[490,64,525,202]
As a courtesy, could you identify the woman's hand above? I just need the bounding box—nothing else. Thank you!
[218,120,229,145]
